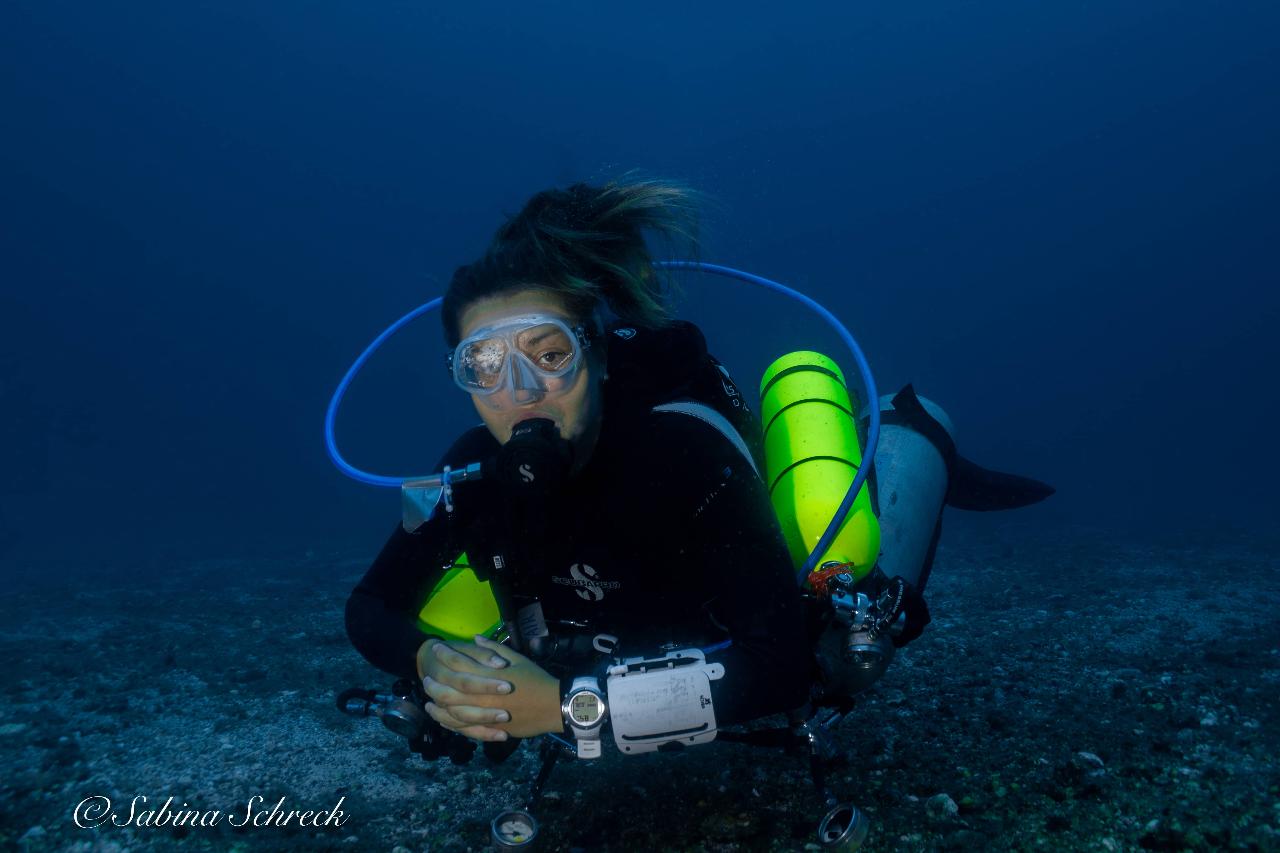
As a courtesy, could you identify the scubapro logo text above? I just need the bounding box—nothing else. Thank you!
[549,563,620,601]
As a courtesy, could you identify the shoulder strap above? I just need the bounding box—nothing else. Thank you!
[652,401,761,479]
[606,320,767,473]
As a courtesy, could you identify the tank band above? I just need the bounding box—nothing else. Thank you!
[759,362,846,402]
[763,396,855,438]
[768,455,858,495]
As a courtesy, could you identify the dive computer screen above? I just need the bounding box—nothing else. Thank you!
[570,692,601,724]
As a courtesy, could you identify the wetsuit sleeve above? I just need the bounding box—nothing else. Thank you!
[649,412,812,725]
[345,517,455,679]
[344,427,496,679]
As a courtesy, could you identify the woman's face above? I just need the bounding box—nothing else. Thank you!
[456,290,606,458]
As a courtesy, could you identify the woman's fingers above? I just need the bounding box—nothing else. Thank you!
[422,674,489,705]
[431,700,510,726]
[432,639,509,671]
[472,634,526,666]
[424,669,512,698]
[424,701,509,742]
[420,638,515,696]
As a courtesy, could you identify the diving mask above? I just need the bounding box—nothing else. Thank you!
[448,314,592,406]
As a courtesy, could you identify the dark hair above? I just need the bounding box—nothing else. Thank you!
[442,176,700,347]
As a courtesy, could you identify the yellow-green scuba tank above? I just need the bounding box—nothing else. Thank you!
[758,351,880,583]
[414,553,503,642]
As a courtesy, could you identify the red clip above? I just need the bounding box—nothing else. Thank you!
[806,562,859,598]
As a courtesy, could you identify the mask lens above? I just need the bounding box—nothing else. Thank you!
[457,338,509,389]
[514,323,577,375]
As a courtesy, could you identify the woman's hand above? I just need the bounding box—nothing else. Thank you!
[416,636,513,742]
[418,635,564,741]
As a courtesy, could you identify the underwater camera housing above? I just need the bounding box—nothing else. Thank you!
[336,678,481,765]
[812,566,912,703]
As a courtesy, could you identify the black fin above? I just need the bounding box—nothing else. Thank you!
[877,384,1055,512]
[946,455,1055,511]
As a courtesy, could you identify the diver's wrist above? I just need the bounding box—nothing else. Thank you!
[554,675,574,735]
[537,674,566,736]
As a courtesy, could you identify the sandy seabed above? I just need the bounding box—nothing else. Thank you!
[1,528,1277,852]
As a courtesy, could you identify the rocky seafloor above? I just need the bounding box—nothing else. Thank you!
[1,527,1277,852]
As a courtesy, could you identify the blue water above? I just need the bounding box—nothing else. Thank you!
[2,1,1277,570]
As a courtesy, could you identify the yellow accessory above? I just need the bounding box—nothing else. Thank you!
[414,553,503,641]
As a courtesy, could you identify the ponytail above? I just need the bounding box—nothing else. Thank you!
[442,176,700,346]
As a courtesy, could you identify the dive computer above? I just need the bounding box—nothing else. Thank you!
[561,676,608,758]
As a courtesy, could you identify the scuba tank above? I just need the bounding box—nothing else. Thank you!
[758,351,879,581]
[759,351,893,702]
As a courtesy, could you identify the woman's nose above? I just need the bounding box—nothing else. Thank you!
[477,385,545,410]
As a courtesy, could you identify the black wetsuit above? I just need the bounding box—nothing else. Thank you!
[345,371,812,725]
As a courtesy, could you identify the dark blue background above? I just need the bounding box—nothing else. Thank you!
[3,1,1276,572]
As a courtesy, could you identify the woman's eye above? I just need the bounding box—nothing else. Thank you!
[537,350,569,368]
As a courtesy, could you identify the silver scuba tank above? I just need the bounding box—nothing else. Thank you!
[860,387,956,591]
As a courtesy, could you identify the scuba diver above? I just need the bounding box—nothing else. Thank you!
[336,177,1053,848]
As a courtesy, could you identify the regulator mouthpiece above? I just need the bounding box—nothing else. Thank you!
[495,418,574,496]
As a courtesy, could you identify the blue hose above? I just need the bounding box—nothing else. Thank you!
[324,262,879,584]
[323,297,441,488]
[654,262,879,582]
